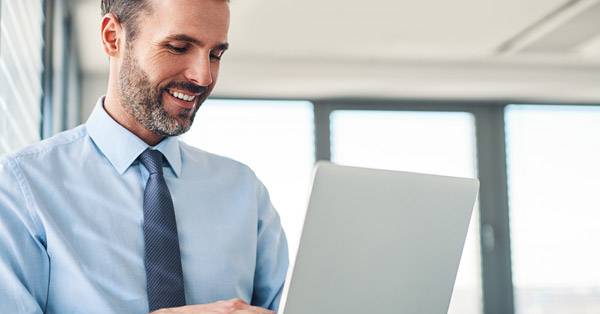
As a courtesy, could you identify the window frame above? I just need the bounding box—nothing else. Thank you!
[41,0,55,138]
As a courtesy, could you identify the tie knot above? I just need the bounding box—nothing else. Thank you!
[139,149,164,175]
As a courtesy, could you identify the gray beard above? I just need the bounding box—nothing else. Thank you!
[118,48,196,137]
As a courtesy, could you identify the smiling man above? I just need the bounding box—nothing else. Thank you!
[0,0,288,313]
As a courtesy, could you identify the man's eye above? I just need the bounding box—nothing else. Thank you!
[210,50,225,61]
[167,44,188,54]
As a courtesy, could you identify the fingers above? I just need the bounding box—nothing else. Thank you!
[219,299,274,314]
[237,305,275,314]
[148,298,273,314]
[223,298,250,311]
[232,310,274,314]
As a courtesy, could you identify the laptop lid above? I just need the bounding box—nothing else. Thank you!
[279,162,479,314]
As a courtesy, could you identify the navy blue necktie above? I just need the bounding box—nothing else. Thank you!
[139,149,186,311]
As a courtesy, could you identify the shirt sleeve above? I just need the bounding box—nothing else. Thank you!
[0,159,49,313]
[251,178,289,312]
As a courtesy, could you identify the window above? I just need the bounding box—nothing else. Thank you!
[181,99,315,266]
[330,110,482,314]
[0,0,44,156]
[506,105,600,314]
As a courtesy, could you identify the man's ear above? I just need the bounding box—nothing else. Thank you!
[101,13,123,57]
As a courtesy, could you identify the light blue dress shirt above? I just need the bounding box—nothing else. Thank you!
[0,98,289,313]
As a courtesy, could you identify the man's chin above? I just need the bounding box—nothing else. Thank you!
[154,104,197,136]
[168,117,194,136]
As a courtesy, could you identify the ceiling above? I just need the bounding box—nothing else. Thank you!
[70,0,600,102]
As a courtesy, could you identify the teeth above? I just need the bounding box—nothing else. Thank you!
[169,90,196,102]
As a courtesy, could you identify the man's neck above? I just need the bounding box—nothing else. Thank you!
[103,93,165,146]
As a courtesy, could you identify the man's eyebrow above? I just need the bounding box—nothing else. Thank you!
[164,34,229,50]
[215,42,230,51]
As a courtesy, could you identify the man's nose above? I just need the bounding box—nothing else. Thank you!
[184,56,213,86]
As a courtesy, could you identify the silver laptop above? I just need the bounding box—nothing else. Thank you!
[279,162,479,314]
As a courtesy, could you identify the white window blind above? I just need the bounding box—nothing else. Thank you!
[0,0,44,157]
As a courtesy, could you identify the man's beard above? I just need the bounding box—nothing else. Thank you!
[118,47,204,137]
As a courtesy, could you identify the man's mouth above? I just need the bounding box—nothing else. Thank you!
[167,89,197,102]
[165,88,201,110]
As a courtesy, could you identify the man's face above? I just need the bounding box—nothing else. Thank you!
[118,0,230,136]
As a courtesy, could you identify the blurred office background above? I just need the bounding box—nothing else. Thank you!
[1,0,600,313]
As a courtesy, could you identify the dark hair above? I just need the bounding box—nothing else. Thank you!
[100,0,152,42]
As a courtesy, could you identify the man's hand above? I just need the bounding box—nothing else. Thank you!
[150,298,275,314]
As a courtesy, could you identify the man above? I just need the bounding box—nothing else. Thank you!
[0,0,288,313]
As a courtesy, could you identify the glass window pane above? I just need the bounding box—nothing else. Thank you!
[181,99,315,266]
[506,105,600,314]
[331,110,482,314]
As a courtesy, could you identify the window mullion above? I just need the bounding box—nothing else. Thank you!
[474,105,515,314]
[313,100,332,161]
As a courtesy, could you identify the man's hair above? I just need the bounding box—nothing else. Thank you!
[100,0,152,42]
[101,0,230,43]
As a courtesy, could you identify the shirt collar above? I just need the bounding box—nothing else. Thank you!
[86,96,182,177]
